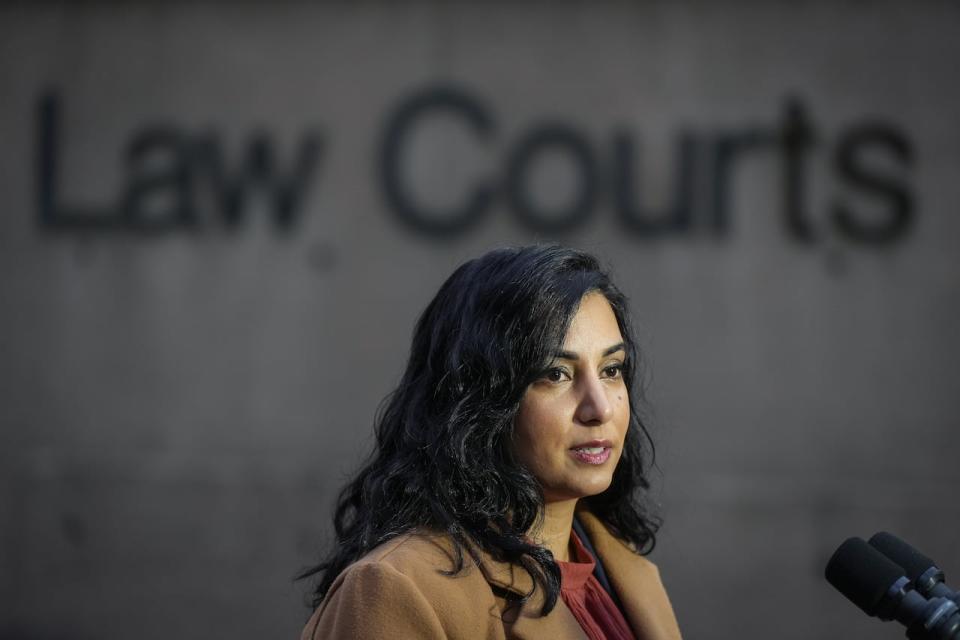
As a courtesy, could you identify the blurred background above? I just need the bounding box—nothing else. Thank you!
[2,1,959,638]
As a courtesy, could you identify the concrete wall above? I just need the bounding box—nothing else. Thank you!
[1,2,958,638]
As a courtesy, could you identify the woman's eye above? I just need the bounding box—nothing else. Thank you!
[603,364,624,378]
[543,367,569,383]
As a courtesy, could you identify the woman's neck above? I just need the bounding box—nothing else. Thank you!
[533,498,578,562]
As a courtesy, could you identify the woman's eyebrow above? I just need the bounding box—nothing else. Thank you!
[554,342,626,360]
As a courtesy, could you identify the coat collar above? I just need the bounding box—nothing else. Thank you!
[476,552,588,640]
[576,509,683,640]
[471,507,682,640]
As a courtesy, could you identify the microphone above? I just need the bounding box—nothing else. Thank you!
[870,532,960,605]
[825,537,960,639]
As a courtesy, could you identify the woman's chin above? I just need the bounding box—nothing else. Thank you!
[544,475,614,503]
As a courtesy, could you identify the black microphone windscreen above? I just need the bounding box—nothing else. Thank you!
[869,532,937,581]
[825,537,906,616]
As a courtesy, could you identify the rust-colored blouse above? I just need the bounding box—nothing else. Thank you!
[557,531,635,640]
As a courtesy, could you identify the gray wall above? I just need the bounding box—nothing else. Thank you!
[1,2,959,638]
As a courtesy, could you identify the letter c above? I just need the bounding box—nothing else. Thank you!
[379,85,496,237]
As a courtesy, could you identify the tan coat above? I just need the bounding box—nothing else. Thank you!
[300,510,682,639]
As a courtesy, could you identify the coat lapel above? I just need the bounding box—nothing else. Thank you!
[468,512,681,639]
[477,547,589,639]
[576,510,683,640]
[500,596,589,640]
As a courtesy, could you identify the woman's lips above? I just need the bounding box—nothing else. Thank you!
[569,445,613,465]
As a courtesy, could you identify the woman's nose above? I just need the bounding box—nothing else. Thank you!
[575,376,614,425]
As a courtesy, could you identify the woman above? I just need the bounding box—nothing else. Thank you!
[299,245,681,639]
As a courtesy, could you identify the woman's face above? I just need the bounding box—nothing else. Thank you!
[513,292,631,504]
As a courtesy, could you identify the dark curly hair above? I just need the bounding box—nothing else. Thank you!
[298,244,659,615]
